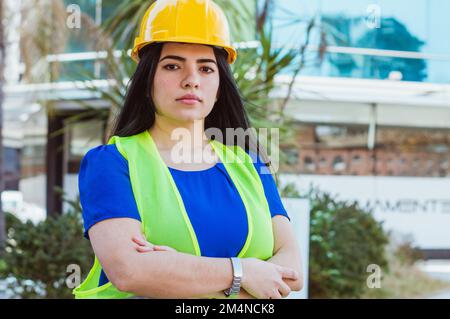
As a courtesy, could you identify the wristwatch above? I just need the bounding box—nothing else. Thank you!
[224,257,243,297]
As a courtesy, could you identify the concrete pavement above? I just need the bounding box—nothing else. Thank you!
[416,259,450,299]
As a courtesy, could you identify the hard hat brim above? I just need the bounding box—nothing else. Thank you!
[131,39,237,64]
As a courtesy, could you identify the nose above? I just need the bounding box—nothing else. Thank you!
[181,67,200,89]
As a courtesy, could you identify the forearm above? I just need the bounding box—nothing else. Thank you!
[122,250,233,298]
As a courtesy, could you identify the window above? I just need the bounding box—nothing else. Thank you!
[66,119,104,173]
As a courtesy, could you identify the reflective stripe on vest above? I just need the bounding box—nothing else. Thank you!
[73,130,274,299]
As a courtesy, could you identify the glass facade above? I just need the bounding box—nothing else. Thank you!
[271,0,450,83]
[63,0,97,53]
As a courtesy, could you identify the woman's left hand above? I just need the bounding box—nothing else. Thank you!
[132,235,177,253]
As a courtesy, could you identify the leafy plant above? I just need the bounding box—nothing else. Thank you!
[0,200,93,299]
[308,191,389,298]
[279,182,302,198]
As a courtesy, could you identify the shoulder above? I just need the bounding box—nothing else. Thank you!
[83,144,126,164]
[81,144,126,168]
[79,144,128,179]
[78,144,141,240]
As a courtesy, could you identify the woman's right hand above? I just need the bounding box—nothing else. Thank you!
[240,257,299,299]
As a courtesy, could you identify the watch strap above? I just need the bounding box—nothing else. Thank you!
[224,257,242,297]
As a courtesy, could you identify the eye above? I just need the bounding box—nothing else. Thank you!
[163,64,180,71]
[200,66,215,73]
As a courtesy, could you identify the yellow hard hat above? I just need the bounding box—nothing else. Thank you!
[131,0,237,64]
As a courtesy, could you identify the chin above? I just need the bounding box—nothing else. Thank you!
[172,112,206,123]
[172,108,210,122]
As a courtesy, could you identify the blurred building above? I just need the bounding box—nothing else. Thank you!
[270,0,450,257]
[270,0,450,179]
[2,0,450,255]
[277,77,450,178]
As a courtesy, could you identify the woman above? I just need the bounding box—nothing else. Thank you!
[73,0,302,299]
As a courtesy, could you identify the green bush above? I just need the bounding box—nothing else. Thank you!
[0,203,93,299]
[308,191,389,298]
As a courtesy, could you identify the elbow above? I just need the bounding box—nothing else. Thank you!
[108,259,163,297]
[108,263,136,293]
[293,277,304,292]
[291,272,304,292]
[112,274,133,293]
[293,256,304,292]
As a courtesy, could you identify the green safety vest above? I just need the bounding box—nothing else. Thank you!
[73,130,274,299]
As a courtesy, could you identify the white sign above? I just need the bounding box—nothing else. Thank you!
[281,198,310,299]
[281,175,450,250]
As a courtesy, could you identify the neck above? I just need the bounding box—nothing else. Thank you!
[149,116,209,151]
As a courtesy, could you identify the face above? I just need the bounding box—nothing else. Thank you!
[151,42,220,124]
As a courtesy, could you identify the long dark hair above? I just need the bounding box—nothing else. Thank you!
[110,43,271,167]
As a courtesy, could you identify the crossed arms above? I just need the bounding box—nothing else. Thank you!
[88,215,303,299]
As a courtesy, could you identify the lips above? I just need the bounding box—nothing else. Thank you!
[176,94,202,102]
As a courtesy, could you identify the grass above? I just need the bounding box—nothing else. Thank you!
[361,258,450,299]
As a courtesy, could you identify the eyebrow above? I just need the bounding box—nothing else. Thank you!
[159,55,217,65]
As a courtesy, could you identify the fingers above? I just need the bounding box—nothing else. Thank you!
[132,235,154,253]
[132,236,150,247]
[278,266,299,281]
[136,245,176,253]
[132,236,177,253]
[277,280,291,298]
[153,245,177,252]
[269,290,283,299]
[136,245,154,252]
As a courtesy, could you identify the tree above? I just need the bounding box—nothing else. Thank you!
[0,0,6,253]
